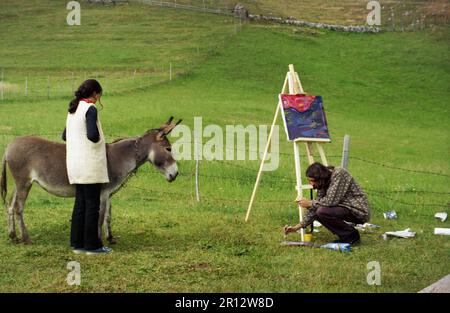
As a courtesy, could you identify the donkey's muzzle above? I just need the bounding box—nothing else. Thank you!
[165,162,178,182]
[168,171,178,182]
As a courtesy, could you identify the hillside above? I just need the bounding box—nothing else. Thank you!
[136,0,450,27]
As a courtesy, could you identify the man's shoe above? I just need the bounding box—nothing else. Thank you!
[72,248,86,254]
[85,246,113,255]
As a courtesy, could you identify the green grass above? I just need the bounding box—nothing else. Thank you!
[0,0,238,100]
[0,2,449,292]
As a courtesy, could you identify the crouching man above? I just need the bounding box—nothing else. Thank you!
[284,162,371,245]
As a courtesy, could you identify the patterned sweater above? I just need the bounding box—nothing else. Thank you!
[300,167,371,228]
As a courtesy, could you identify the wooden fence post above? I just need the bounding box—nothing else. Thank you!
[71,72,75,93]
[195,159,200,202]
[341,134,350,169]
[1,68,4,101]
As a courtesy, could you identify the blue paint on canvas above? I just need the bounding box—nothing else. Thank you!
[280,94,330,141]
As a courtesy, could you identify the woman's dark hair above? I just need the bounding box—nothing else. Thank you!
[68,79,102,114]
[306,162,335,190]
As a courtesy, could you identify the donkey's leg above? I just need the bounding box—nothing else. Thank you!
[14,182,32,244]
[98,194,107,243]
[104,196,116,244]
[7,188,18,242]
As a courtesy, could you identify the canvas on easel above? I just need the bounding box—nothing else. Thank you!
[279,94,330,141]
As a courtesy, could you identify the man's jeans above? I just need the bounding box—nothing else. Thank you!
[316,206,363,241]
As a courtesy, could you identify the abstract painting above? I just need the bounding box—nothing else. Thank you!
[279,94,330,141]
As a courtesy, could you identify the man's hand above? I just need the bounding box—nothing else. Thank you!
[284,224,302,235]
[297,198,313,208]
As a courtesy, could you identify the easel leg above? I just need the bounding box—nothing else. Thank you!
[305,142,315,164]
[293,141,305,241]
[245,73,289,222]
[245,105,280,222]
[315,143,328,166]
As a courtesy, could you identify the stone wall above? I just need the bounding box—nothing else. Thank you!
[248,14,381,33]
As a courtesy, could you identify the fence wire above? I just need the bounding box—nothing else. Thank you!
[127,183,449,209]
[125,155,449,209]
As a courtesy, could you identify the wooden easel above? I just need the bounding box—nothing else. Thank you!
[245,64,330,241]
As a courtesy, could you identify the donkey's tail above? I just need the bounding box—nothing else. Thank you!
[1,152,7,205]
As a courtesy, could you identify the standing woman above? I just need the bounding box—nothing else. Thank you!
[62,79,112,255]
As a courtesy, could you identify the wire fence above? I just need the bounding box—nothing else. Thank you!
[0,65,186,102]
[383,0,449,31]
[0,126,447,210]
[127,181,449,210]
[115,148,450,216]
[140,0,233,15]
[124,153,450,210]
[132,0,449,32]
[206,156,450,179]
[0,129,448,180]
[0,11,244,103]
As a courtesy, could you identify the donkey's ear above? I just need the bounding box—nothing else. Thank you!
[156,130,165,141]
[165,119,183,135]
[159,117,173,133]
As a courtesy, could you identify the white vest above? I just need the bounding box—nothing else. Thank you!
[66,100,109,184]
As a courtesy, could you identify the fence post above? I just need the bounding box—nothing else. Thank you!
[148,68,151,87]
[104,71,107,95]
[71,72,75,93]
[25,76,28,97]
[195,158,200,202]
[47,76,50,99]
[341,134,350,169]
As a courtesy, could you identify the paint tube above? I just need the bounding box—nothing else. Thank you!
[320,243,351,252]
[383,210,397,219]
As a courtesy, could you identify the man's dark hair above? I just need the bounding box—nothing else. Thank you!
[306,162,335,190]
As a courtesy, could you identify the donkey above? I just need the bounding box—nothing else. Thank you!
[1,117,182,244]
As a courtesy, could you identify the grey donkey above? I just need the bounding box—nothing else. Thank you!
[1,117,182,244]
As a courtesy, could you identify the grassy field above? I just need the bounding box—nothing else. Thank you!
[0,1,449,292]
[138,0,449,27]
[0,0,238,100]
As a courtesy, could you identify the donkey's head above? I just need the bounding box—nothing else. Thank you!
[145,117,182,182]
